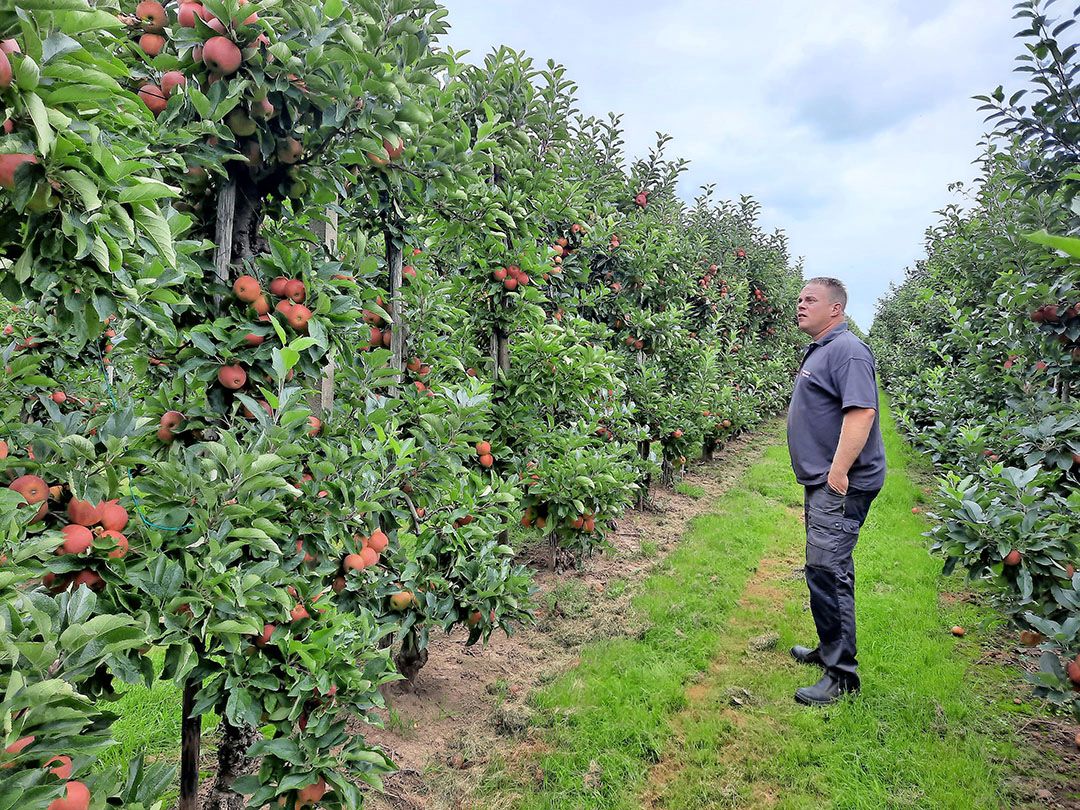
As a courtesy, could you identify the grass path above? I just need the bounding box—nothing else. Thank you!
[475,401,1027,809]
[639,402,1023,809]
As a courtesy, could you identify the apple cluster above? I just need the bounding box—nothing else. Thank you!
[491,264,531,291]
[125,0,318,204]
[698,262,730,296]
[5,477,131,594]
[474,440,494,468]
[126,0,261,116]
[1029,301,1080,323]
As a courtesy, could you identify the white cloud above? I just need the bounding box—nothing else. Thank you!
[438,0,1022,329]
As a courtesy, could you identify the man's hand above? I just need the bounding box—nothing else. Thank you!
[827,467,849,495]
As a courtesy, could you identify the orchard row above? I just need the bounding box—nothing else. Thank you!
[0,0,803,807]
[870,0,1080,724]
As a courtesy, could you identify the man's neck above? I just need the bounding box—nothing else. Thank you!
[812,318,845,342]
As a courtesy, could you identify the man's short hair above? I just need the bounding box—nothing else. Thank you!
[805,277,847,311]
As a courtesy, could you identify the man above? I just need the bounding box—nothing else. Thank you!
[786,277,886,706]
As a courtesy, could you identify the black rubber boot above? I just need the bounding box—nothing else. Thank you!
[794,672,860,706]
[790,645,824,666]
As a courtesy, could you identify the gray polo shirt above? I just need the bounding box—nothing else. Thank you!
[787,322,886,491]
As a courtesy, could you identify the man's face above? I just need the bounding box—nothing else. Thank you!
[796,283,841,337]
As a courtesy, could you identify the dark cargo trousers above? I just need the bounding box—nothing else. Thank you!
[802,483,879,686]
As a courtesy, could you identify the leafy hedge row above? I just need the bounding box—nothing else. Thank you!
[871,0,1080,721]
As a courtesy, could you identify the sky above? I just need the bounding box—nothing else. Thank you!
[436,0,1023,330]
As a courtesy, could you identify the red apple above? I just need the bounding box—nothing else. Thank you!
[202,36,242,75]
[366,527,388,552]
[58,525,94,555]
[46,755,72,780]
[255,623,275,647]
[10,474,48,521]
[102,530,129,559]
[47,780,91,810]
[99,500,129,532]
[232,274,261,302]
[177,2,204,27]
[139,33,166,57]
[0,153,38,189]
[160,70,187,97]
[66,497,101,527]
[138,83,167,116]
[217,364,247,389]
[136,0,167,31]
[284,279,306,302]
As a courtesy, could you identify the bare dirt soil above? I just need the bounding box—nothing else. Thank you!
[973,620,1080,809]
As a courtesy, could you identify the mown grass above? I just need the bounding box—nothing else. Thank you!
[647,400,1024,809]
[673,481,706,499]
[473,404,1028,809]
[99,649,219,804]
[472,423,790,809]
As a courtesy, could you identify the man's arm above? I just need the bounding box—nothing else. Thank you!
[828,407,877,494]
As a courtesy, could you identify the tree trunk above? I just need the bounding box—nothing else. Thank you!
[203,167,266,810]
[702,435,716,461]
[177,679,200,810]
[231,167,264,263]
[636,439,651,510]
[394,628,428,682]
[551,535,577,572]
[660,456,675,487]
[204,720,259,810]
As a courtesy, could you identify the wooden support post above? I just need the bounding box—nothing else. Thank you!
[385,231,404,394]
[319,353,335,416]
[213,181,237,288]
[496,328,510,378]
[492,326,510,379]
[315,208,338,418]
[493,330,510,539]
[312,207,338,249]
